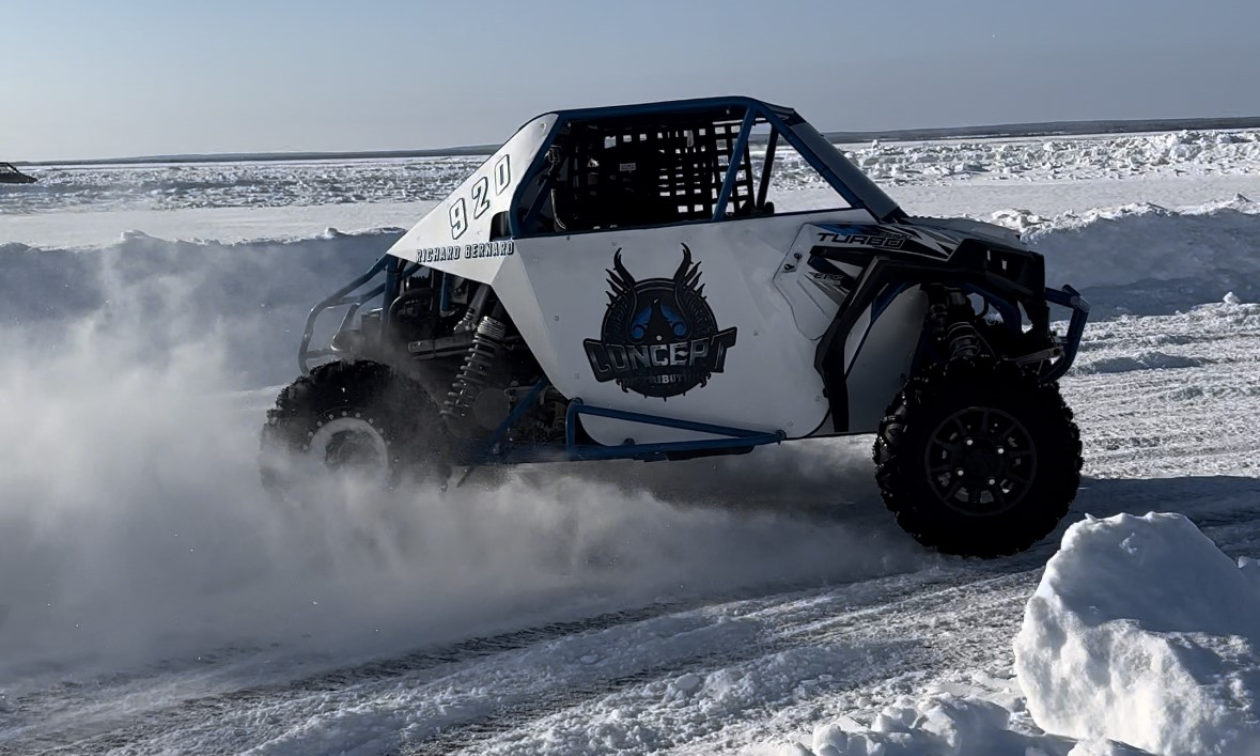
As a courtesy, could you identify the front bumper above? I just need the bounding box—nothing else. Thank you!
[1041,285,1091,382]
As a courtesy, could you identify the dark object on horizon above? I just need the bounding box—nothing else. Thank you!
[0,162,37,184]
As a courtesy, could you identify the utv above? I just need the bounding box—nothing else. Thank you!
[261,96,1089,557]
[0,162,37,184]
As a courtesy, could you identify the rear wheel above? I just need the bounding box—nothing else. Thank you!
[873,359,1082,557]
[260,360,448,499]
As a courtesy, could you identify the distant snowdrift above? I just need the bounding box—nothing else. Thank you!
[844,129,1260,185]
[1015,513,1260,756]
[9,129,1258,214]
[3,158,478,213]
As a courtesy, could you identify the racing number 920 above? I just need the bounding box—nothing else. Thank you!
[450,155,511,239]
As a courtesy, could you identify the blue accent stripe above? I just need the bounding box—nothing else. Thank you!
[562,400,785,463]
[467,390,784,465]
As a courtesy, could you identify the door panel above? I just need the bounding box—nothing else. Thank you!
[500,212,861,445]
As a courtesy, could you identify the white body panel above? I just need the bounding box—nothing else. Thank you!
[772,223,872,341]
[385,115,557,281]
[499,212,869,445]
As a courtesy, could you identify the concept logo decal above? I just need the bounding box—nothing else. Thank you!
[584,244,737,399]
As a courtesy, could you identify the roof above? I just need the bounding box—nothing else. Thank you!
[533,96,799,126]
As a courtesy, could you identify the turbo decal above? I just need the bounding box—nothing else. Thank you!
[814,224,957,260]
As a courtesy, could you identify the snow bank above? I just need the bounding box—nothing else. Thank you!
[791,691,1148,755]
[1014,512,1260,756]
[787,512,1260,756]
[0,191,1255,395]
[991,196,1260,316]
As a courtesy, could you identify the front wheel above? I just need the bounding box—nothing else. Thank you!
[873,359,1082,557]
[260,360,448,499]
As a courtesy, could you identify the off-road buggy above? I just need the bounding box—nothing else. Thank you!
[261,97,1090,557]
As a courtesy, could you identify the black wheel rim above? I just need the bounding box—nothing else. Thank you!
[308,413,391,479]
[324,428,386,472]
[924,406,1037,516]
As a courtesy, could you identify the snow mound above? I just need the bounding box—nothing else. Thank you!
[1074,351,1206,375]
[1014,512,1260,756]
[993,198,1260,316]
[792,692,1149,756]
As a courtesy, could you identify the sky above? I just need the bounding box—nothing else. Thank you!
[4,0,1260,161]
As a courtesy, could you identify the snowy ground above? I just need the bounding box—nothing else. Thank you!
[2,130,1260,755]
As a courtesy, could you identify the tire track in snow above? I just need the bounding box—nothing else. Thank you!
[396,571,1006,756]
[403,507,1260,756]
[3,568,926,756]
[3,603,702,756]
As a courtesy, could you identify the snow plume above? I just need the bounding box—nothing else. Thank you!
[0,233,927,683]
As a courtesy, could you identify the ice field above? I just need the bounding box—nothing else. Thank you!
[2,128,1260,755]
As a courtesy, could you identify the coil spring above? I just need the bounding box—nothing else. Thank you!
[945,321,984,361]
[442,316,506,420]
[928,288,984,362]
[928,300,950,339]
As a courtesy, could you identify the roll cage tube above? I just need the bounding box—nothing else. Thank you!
[508,97,904,237]
[297,255,427,375]
[756,130,779,209]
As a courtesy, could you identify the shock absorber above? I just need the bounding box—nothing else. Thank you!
[945,320,984,361]
[928,286,986,362]
[442,315,507,425]
[928,300,950,341]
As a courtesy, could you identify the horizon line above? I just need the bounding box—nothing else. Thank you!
[14,114,1260,168]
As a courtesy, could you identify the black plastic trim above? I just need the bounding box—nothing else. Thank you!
[815,240,1050,432]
